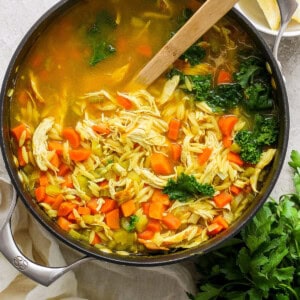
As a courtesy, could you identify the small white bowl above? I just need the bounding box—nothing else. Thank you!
[235,0,300,37]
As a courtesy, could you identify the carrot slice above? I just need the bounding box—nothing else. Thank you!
[116,95,132,110]
[62,127,81,148]
[57,202,77,217]
[149,202,165,220]
[138,230,154,240]
[137,44,153,58]
[142,202,150,216]
[39,173,49,186]
[100,198,117,213]
[51,194,64,210]
[48,141,64,155]
[91,233,101,245]
[151,189,170,206]
[230,185,242,195]
[218,115,238,137]
[35,186,46,202]
[50,152,61,169]
[228,152,244,166]
[69,148,91,162]
[58,164,70,177]
[92,124,110,135]
[120,199,136,217]
[207,223,223,235]
[222,135,233,148]
[213,192,233,208]
[146,219,161,233]
[198,148,212,166]
[17,147,27,167]
[212,215,229,229]
[11,123,30,142]
[105,208,120,229]
[57,217,72,231]
[162,213,181,230]
[87,199,100,214]
[217,69,232,84]
[150,153,174,175]
[170,143,182,161]
[167,119,181,141]
[77,206,91,215]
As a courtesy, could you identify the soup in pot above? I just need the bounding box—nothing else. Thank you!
[9,0,279,255]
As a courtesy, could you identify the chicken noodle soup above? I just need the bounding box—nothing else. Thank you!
[10,0,279,254]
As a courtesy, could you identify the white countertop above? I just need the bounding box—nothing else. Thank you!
[1,1,300,298]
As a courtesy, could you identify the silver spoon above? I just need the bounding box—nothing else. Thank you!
[273,0,298,75]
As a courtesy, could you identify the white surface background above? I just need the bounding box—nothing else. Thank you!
[1,0,300,299]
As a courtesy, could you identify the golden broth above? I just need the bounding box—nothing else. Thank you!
[9,0,278,255]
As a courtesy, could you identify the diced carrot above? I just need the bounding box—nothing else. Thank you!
[17,90,30,106]
[151,189,170,206]
[162,213,181,230]
[217,69,232,84]
[116,95,133,110]
[167,119,181,141]
[207,223,223,235]
[77,206,91,215]
[39,173,49,186]
[67,212,77,222]
[222,135,233,148]
[213,192,233,208]
[218,115,238,137]
[212,215,229,229]
[170,143,182,161]
[58,164,70,177]
[17,147,27,167]
[150,153,174,175]
[138,230,155,240]
[100,198,117,213]
[50,152,61,169]
[11,123,30,142]
[198,148,212,166]
[105,208,120,229]
[44,195,56,205]
[62,174,73,188]
[146,219,161,233]
[116,36,127,53]
[51,194,64,210]
[57,202,77,217]
[87,199,100,214]
[228,152,244,166]
[35,186,46,202]
[142,202,150,216]
[91,233,101,245]
[57,217,72,231]
[30,53,43,68]
[230,185,242,195]
[62,127,81,148]
[69,148,91,162]
[136,44,153,58]
[48,141,64,155]
[120,199,136,217]
[92,124,110,135]
[149,202,165,220]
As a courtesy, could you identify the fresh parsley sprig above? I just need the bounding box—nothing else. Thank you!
[189,150,300,300]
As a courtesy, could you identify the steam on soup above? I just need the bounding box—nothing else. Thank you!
[9,0,278,254]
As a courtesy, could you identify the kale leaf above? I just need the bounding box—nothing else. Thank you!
[190,150,300,300]
[188,75,212,101]
[163,173,215,202]
[87,10,117,66]
[234,114,278,164]
[180,44,206,66]
[244,82,273,110]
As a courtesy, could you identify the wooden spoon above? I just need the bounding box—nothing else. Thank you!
[131,0,239,88]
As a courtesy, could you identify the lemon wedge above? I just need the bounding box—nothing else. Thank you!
[256,0,281,30]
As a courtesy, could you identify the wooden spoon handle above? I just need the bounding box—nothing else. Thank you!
[133,0,239,88]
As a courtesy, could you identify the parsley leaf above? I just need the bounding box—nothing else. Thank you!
[163,173,215,202]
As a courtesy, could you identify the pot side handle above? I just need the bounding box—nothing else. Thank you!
[0,180,93,286]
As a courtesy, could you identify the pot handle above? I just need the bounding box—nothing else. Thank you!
[0,179,93,286]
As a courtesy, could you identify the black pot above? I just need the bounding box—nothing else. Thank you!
[0,0,289,286]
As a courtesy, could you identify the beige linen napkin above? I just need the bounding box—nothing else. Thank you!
[0,154,197,300]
